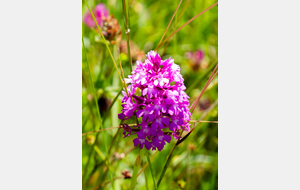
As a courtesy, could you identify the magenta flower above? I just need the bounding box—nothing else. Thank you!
[119,51,191,151]
[83,3,109,28]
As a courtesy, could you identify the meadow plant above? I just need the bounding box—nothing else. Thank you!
[119,51,191,151]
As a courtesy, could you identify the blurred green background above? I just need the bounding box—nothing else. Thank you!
[82,0,218,189]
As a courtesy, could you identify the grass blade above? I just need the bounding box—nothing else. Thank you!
[189,63,218,114]
[146,151,157,190]
[157,143,177,187]
[186,61,218,94]
[129,148,145,190]
[155,2,218,51]
[84,0,125,89]
[102,87,123,122]
[122,0,133,72]
[82,37,114,189]
[156,0,183,48]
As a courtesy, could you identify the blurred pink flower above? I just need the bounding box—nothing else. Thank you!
[83,3,109,28]
[185,50,207,70]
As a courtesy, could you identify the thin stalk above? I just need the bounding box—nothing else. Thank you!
[157,142,177,187]
[186,61,218,94]
[82,126,120,136]
[129,148,145,190]
[118,57,129,97]
[138,150,158,177]
[177,0,191,22]
[160,0,190,56]
[102,87,123,122]
[208,70,218,85]
[82,121,217,136]
[82,37,114,189]
[154,2,218,51]
[82,124,136,136]
[189,69,218,114]
[144,166,149,190]
[196,99,218,126]
[122,0,133,72]
[84,0,125,89]
[189,64,218,114]
[190,120,218,123]
[146,151,157,190]
[156,0,183,48]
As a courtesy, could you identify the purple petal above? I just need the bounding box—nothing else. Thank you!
[118,113,125,120]
[147,114,155,122]
[136,110,144,118]
[162,118,170,125]
[164,134,171,143]
[169,122,176,131]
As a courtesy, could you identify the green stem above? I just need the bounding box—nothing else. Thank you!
[157,143,177,188]
[102,88,123,122]
[84,0,125,88]
[122,0,133,72]
[82,37,114,190]
[144,166,149,190]
[186,61,218,95]
[146,151,157,190]
[129,148,145,190]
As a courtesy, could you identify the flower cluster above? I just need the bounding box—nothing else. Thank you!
[119,51,191,151]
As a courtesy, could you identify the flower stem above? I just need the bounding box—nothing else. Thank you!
[157,142,177,187]
[84,0,125,90]
[122,0,133,72]
[82,36,114,189]
[129,148,145,190]
[118,57,129,97]
[138,150,158,177]
[146,151,157,190]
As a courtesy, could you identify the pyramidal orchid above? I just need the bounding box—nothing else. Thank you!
[119,51,191,151]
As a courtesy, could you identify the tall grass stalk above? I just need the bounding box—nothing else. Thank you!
[189,64,218,114]
[156,0,183,48]
[138,150,158,177]
[157,142,177,187]
[146,151,157,190]
[186,61,218,94]
[122,0,133,72]
[84,0,126,89]
[129,148,145,190]
[154,2,218,51]
[82,37,114,189]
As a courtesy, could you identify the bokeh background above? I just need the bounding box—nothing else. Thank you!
[82,0,218,189]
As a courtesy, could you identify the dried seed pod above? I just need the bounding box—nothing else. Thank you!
[100,14,122,45]
[121,169,132,179]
